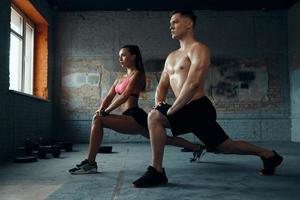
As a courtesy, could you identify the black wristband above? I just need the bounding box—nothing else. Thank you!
[100,109,109,117]
[155,102,171,115]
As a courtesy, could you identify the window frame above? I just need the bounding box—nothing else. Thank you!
[10,4,35,95]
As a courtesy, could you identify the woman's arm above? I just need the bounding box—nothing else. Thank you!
[97,79,118,112]
[105,71,142,113]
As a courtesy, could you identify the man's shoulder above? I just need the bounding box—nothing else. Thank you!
[166,49,179,60]
[169,49,180,56]
[192,42,209,51]
[189,42,210,56]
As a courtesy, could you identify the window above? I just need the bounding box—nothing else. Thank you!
[10,6,35,94]
[9,0,49,100]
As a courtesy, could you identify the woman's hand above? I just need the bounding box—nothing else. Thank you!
[100,109,110,116]
[95,108,109,117]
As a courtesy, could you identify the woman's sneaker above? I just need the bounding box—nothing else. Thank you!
[69,159,98,174]
[190,145,206,162]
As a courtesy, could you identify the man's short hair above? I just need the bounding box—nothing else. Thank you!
[170,10,197,27]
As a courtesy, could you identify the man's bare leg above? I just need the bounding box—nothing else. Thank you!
[218,138,274,158]
[148,110,169,172]
[218,138,283,175]
[132,110,169,187]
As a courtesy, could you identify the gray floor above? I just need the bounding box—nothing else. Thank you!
[0,142,299,200]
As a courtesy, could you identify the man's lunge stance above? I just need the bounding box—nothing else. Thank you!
[133,10,283,188]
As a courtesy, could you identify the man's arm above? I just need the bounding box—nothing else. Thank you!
[155,63,170,106]
[167,44,210,115]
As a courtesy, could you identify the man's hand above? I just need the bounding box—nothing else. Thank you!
[166,106,175,116]
[153,101,166,109]
[153,101,172,116]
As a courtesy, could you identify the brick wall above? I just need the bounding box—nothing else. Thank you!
[288,1,300,142]
[0,0,56,161]
[0,0,11,161]
[56,10,290,143]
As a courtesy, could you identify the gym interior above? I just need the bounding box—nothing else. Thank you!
[0,0,300,199]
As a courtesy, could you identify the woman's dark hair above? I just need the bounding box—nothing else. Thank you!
[121,45,146,91]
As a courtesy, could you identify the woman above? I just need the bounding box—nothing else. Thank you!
[69,45,205,174]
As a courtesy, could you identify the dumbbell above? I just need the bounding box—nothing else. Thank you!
[15,138,37,163]
[58,142,73,152]
[98,146,113,153]
[37,144,61,159]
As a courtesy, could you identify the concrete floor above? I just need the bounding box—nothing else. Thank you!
[0,141,299,200]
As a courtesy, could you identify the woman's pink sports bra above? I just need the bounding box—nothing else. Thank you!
[115,77,140,97]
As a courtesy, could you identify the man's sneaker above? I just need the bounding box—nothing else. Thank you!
[132,166,168,188]
[190,145,206,162]
[69,159,97,174]
[259,151,283,176]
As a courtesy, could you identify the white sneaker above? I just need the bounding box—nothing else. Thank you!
[190,145,206,162]
[69,159,98,174]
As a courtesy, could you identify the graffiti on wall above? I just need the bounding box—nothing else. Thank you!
[291,70,300,109]
[291,54,300,108]
[207,57,268,101]
[61,56,284,119]
[60,57,165,118]
[206,56,283,111]
[61,57,103,119]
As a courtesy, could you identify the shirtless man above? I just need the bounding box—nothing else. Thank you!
[132,10,283,188]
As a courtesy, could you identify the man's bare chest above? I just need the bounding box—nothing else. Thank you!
[166,54,191,75]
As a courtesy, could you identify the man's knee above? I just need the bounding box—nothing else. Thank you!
[148,110,162,123]
[148,109,170,129]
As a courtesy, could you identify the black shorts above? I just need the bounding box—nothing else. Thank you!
[155,96,229,152]
[122,107,148,130]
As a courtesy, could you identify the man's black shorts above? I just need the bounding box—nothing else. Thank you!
[155,96,229,152]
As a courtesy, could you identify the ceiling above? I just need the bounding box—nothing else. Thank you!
[46,0,299,11]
